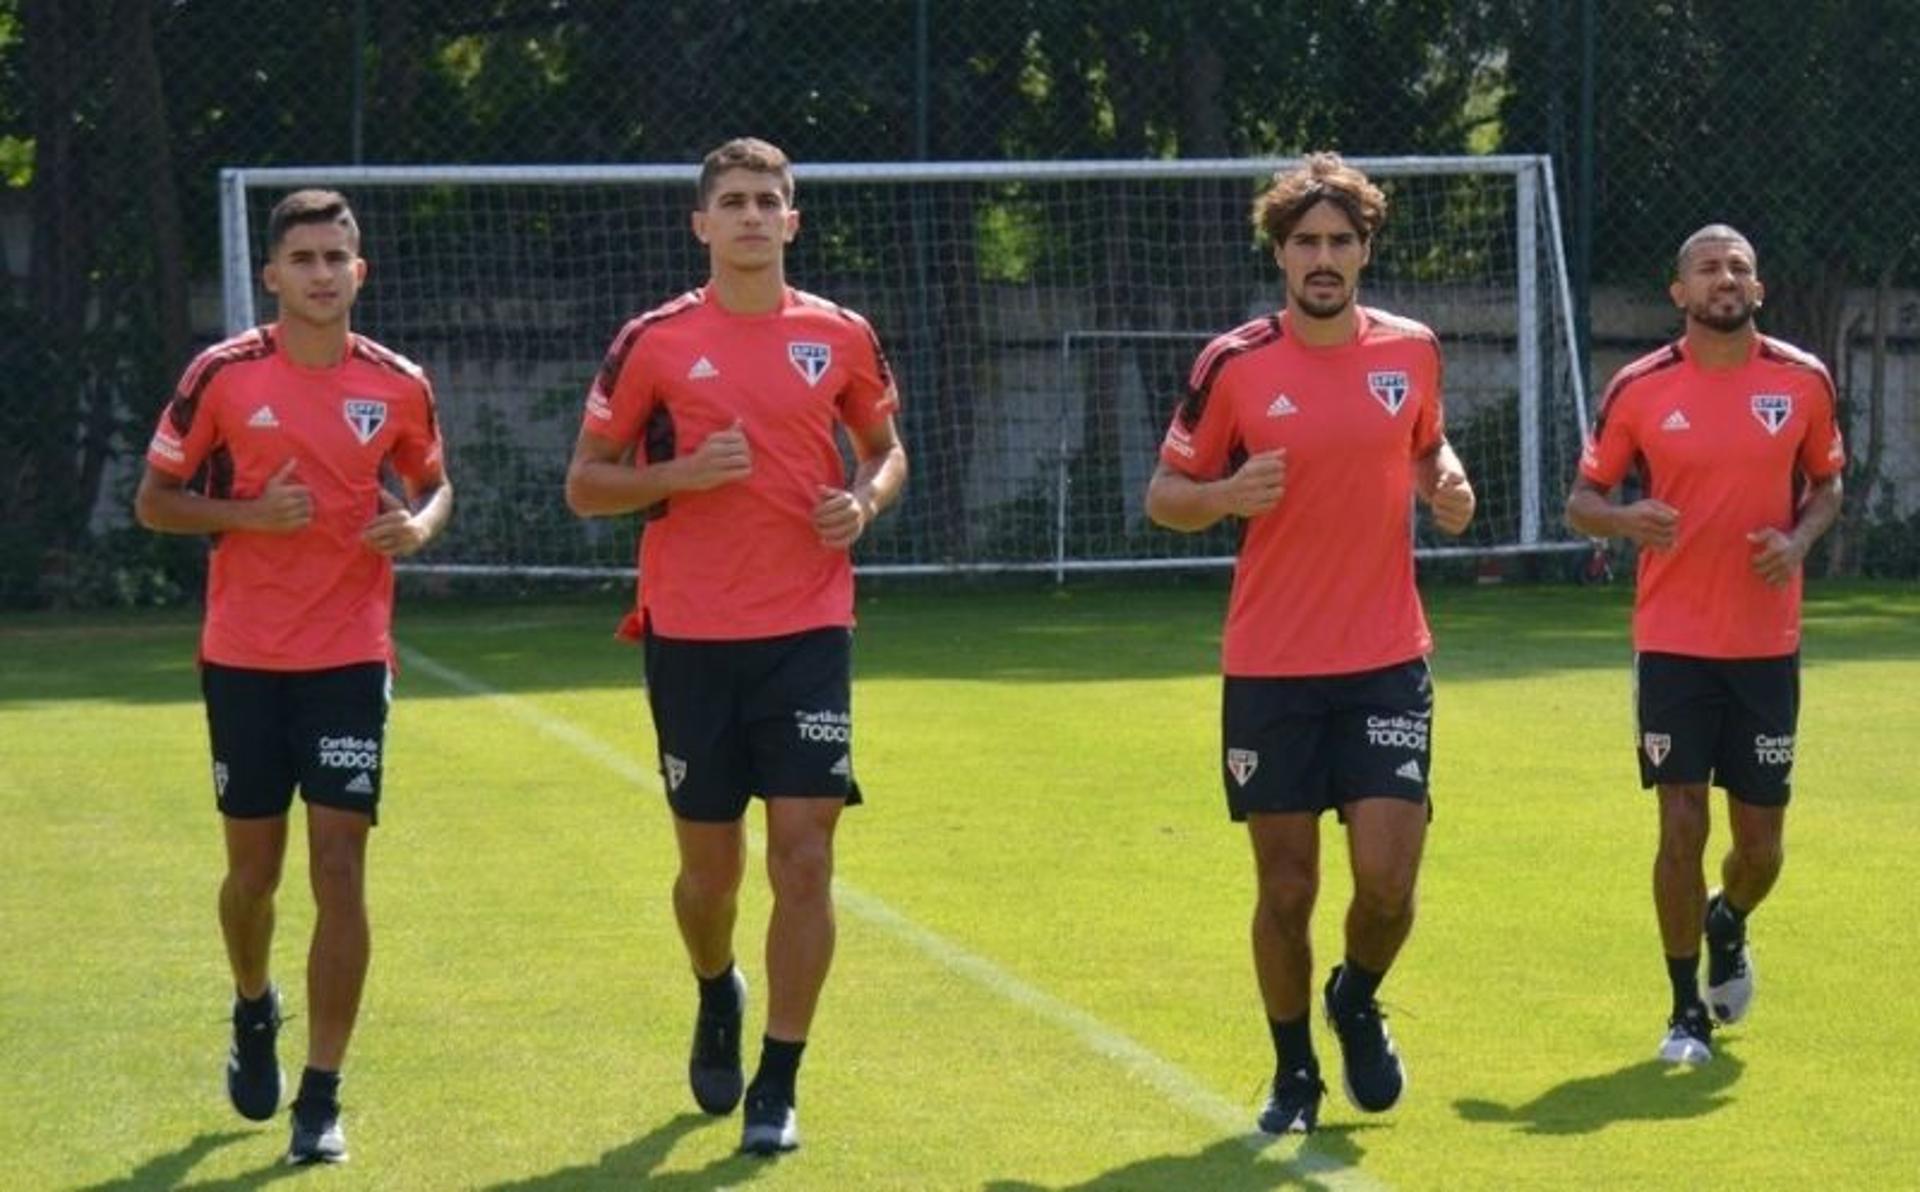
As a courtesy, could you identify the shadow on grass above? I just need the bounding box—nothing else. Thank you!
[478,1110,772,1190]
[984,1124,1379,1192]
[73,1128,288,1192]
[1453,1047,1744,1135]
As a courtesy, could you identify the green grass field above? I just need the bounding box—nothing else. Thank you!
[3,580,1917,1190]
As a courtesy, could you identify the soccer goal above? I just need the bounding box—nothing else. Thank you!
[220,156,1588,580]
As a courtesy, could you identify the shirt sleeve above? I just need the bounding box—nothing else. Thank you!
[836,315,900,431]
[389,375,446,485]
[1159,350,1240,480]
[582,319,657,445]
[146,356,224,478]
[1798,372,1846,481]
[1579,384,1640,490]
[1410,342,1445,457]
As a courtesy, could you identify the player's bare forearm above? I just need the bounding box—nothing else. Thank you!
[1417,441,1475,535]
[1565,481,1622,539]
[134,465,308,536]
[1145,466,1227,532]
[1788,474,1843,553]
[849,441,908,519]
[566,457,682,517]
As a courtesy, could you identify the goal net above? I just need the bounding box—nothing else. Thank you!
[220,157,1588,578]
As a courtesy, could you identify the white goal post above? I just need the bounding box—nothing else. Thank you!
[220,156,1589,580]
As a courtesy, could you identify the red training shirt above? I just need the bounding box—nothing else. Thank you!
[146,325,445,670]
[582,285,898,640]
[1580,334,1845,658]
[1160,306,1446,677]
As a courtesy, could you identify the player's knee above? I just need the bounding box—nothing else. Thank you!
[1255,871,1318,929]
[1734,834,1784,876]
[224,859,282,903]
[1351,864,1416,923]
[308,841,366,903]
[676,862,743,907]
[766,839,834,905]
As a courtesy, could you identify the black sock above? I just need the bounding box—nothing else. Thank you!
[747,1036,805,1104]
[235,985,276,1020]
[1666,955,1702,1016]
[1268,1014,1316,1075]
[1335,960,1385,1010]
[697,963,741,1012]
[294,1067,341,1117]
[1708,896,1749,945]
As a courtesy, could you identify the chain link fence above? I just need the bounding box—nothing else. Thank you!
[4,0,1915,605]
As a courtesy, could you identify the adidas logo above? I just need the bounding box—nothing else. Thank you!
[248,405,280,429]
[1266,394,1298,417]
[687,356,719,380]
[1395,758,1424,783]
[344,772,374,796]
[830,754,852,778]
[1661,410,1691,432]
[663,753,688,791]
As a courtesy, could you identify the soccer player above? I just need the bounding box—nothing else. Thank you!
[1145,153,1475,1135]
[1567,224,1843,1065]
[565,137,906,1156]
[135,190,452,1164]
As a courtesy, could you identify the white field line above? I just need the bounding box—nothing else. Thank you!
[398,642,1388,1188]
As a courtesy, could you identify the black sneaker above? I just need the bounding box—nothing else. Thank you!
[690,969,748,1115]
[1257,1066,1326,1135]
[1704,891,1755,1024]
[739,1088,800,1155]
[286,1099,348,1165]
[1657,1002,1714,1065]
[1323,966,1406,1112]
[226,986,283,1122]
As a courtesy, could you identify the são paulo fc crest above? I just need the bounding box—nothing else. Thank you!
[1367,370,1410,415]
[1226,747,1259,787]
[788,341,831,388]
[343,399,388,445]
[1750,393,1792,435]
[1642,732,1671,767]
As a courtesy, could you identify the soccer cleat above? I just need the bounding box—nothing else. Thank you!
[739,1089,800,1155]
[1657,1004,1715,1065]
[1323,966,1406,1112]
[1257,1066,1326,1135]
[1704,891,1756,1024]
[285,1101,348,1165]
[690,968,748,1115]
[226,986,284,1122]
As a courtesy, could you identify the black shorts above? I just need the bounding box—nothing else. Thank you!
[1635,651,1798,806]
[642,626,861,823]
[201,661,391,823]
[1221,658,1433,821]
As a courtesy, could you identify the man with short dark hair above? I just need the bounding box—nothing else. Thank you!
[1568,223,1844,1065]
[567,138,907,1156]
[137,188,452,1165]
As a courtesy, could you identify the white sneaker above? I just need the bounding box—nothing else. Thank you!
[1657,1007,1713,1065]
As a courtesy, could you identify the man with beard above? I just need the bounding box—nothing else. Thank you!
[1567,224,1844,1065]
[1146,153,1475,1135]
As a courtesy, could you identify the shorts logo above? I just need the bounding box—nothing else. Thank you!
[788,342,831,388]
[344,772,375,796]
[343,399,388,445]
[1643,732,1671,767]
[663,752,688,791]
[1750,394,1792,435]
[1754,733,1795,767]
[1367,371,1410,415]
[317,735,381,770]
[795,709,851,744]
[1226,748,1259,787]
[1366,713,1430,751]
[1395,758,1424,783]
[830,754,852,778]
[212,761,229,797]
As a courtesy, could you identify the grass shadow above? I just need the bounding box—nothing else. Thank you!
[1453,1047,1745,1135]
[478,1110,772,1190]
[984,1124,1379,1191]
[72,1128,287,1192]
